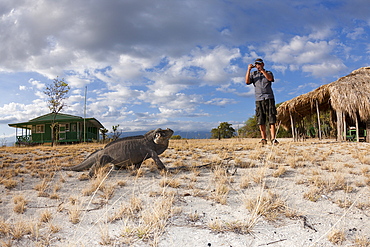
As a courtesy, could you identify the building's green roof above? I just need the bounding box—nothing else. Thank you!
[30,113,84,122]
[8,113,104,129]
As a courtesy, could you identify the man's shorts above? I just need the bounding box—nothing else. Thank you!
[255,99,277,125]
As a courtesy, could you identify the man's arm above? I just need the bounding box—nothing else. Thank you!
[260,70,274,82]
[245,64,254,85]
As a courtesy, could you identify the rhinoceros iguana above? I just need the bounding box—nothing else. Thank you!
[62,128,173,176]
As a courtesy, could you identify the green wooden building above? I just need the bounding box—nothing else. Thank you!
[8,113,104,145]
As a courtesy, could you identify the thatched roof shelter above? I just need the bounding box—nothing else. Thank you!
[277,67,370,141]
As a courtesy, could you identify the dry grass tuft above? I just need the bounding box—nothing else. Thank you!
[34,178,50,197]
[82,167,111,196]
[99,223,112,246]
[251,167,267,184]
[130,167,146,177]
[99,182,116,200]
[224,220,257,234]
[208,219,223,232]
[245,190,287,221]
[39,209,53,223]
[353,234,370,247]
[9,220,32,240]
[108,196,143,223]
[68,203,82,224]
[187,212,200,222]
[49,223,61,234]
[2,179,18,189]
[208,218,257,235]
[0,217,10,236]
[119,194,178,243]
[159,177,181,188]
[13,194,27,214]
[327,229,346,245]
[303,187,322,202]
[272,165,287,177]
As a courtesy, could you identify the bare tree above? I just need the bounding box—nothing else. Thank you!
[111,124,122,141]
[43,77,70,146]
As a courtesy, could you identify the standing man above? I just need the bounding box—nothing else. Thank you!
[245,58,279,145]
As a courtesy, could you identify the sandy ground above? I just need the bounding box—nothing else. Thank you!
[0,138,369,247]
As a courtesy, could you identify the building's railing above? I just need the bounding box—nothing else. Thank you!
[16,135,32,143]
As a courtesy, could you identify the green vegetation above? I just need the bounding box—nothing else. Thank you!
[237,102,333,139]
[100,128,109,142]
[211,122,236,139]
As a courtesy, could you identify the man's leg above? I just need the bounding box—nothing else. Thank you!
[270,123,279,144]
[270,124,276,140]
[259,124,267,140]
[267,98,278,144]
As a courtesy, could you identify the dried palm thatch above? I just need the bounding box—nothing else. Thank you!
[329,67,370,121]
[277,67,370,130]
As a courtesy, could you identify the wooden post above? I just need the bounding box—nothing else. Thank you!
[336,111,343,141]
[316,100,322,140]
[290,111,295,141]
[366,120,370,142]
[342,112,347,141]
[355,115,359,142]
[343,115,346,141]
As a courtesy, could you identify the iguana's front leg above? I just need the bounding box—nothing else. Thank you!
[148,150,166,170]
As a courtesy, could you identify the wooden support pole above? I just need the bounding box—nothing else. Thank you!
[355,115,359,142]
[367,120,370,143]
[290,111,295,141]
[342,112,347,141]
[336,111,343,141]
[316,100,322,140]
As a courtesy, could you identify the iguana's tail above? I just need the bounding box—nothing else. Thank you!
[62,149,101,171]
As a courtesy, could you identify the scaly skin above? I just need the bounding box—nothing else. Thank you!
[62,128,173,176]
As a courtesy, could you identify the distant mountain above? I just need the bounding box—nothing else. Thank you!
[117,130,211,139]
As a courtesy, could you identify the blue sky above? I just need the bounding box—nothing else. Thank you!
[1,0,370,142]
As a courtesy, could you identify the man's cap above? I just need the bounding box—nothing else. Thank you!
[255,58,264,64]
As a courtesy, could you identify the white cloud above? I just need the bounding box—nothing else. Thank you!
[1,0,370,136]
[28,78,44,90]
[308,27,334,40]
[0,101,48,124]
[205,98,237,106]
[192,46,241,85]
[272,65,288,74]
[346,27,365,40]
[265,35,347,77]
[302,62,347,78]
[109,54,159,82]
[65,75,91,88]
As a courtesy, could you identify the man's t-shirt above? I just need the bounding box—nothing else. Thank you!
[249,70,275,101]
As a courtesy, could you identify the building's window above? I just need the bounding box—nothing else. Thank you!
[65,123,70,132]
[35,125,45,133]
[71,124,77,132]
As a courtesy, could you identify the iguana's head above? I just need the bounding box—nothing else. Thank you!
[152,128,174,145]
